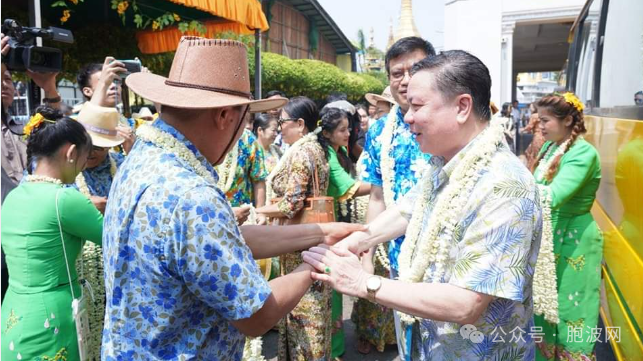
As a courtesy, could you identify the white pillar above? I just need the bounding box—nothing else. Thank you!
[500,21,515,105]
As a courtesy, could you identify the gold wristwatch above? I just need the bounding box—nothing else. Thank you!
[366,275,382,303]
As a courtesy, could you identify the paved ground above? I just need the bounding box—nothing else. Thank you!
[261,295,616,361]
[262,296,400,361]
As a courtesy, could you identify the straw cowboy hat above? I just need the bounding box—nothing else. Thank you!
[126,37,287,112]
[365,86,396,107]
[132,106,154,120]
[77,102,125,148]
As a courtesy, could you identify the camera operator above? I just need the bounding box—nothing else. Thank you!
[1,33,61,184]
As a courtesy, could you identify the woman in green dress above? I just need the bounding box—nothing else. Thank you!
[318,107,371,359]
[532,93,603,361]
[1,107,103,361]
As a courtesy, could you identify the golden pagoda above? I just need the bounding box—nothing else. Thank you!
[386,17,395,50]
[394,0,421,42]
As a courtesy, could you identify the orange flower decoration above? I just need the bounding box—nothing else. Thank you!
[70,0,78,4]
[117,1,129,15]
[23,113,52,138]
[60,10,71,24]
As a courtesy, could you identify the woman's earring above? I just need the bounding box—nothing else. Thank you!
[69,159,74,164]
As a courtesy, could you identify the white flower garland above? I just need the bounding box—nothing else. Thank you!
[24,175,62,185]
[534,139,571,183]
[397,119,506,324]
[265,131,319,201]
[242,337,266,361]
[75,156,118,197]
[136,123,216,185]
[533,185,560,324]
[215,142,239,193]
[380,105,400,208]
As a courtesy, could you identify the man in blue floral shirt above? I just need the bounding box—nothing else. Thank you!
[360,36,435,358]
[102,37,364,360]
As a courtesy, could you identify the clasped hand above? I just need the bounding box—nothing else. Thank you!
[302,228,372,298]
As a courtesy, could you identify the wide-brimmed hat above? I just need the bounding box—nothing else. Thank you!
[132,106,154,120]
[77,102,125,148]
[365,86,396,106]
[126,37,287,112]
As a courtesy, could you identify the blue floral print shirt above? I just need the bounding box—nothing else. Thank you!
[101,119,271,360]
[360,107,432,271]
[397,139,542,361]
[77,151,124,197]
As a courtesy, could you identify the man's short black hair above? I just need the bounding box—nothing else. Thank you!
[77,63,103,100]
[326,92,347,103]
[512,99,519,104]
[385,37,436,75]
[264,90,286,99]
[411,50,492,121]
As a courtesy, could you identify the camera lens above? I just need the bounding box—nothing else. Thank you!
[30,51,46,66]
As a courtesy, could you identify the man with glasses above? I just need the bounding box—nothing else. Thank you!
[359,36,436,359]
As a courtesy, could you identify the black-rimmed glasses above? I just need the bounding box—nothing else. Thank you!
[278,117,299,127]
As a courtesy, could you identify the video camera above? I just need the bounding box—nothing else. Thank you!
[1,19,73,72]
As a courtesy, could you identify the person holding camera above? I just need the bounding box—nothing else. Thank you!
[77,57,137,154]
[1,33,61,184]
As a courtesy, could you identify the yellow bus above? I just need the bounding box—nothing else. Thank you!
[565,0,643,359]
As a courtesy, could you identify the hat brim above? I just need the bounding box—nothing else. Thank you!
[365,93,395,106]
[126,73,287,112]
[89,132,125,148]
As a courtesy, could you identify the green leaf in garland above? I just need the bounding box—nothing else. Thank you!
[134,14,143,28]
[51,1,67,7]
[178,22,189,33]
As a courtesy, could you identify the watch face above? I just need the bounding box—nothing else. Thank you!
[367,276,380,290]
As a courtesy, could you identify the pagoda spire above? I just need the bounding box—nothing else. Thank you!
[394,0,421,41]
[386,17,395,50]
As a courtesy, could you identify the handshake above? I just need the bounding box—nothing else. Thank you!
[302,223,376,299]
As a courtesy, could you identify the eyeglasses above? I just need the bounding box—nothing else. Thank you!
[278,117,299,127]
[389,68,411,83]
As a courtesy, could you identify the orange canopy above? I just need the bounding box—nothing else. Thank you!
[137,0,269,54]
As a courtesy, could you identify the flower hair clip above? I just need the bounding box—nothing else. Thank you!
[562,92,584,113]
[317,119,322,127]
[23,113,55,138]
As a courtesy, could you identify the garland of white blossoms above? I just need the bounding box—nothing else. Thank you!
[266,131,319,201]
[534,139,571,183]
[136,123,216,184]
[74,157,116,360]
[242,337,266,361]
[380,105,400,209]
[75,156,118,197]
[533,185,559,323]
[375,105,401,272]
[397,119,505,324]
[215,142,239,193]
[24,174,62,185]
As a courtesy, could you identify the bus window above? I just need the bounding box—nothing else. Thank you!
[598,0,643,108]
[573,2,601,107]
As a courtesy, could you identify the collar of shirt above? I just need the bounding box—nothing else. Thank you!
[152,118,220,183]
[429,125,491,190]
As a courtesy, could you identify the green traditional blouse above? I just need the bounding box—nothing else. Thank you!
[1,182,103,361]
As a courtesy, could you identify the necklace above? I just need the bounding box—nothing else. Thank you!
[534,139,571,183]
[380,105,400,208]
[76,156,118,197]
[533,185,559,324]
[136,123,216,185]
[215,141,239,193]
[24,174,62,185]
[397,120,505,323]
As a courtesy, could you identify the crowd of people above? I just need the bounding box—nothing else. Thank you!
[1,31,606,361]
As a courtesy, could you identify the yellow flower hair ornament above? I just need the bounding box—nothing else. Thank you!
[562,92,584,113]
[23,113,55,138]
[317,119,323,127]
